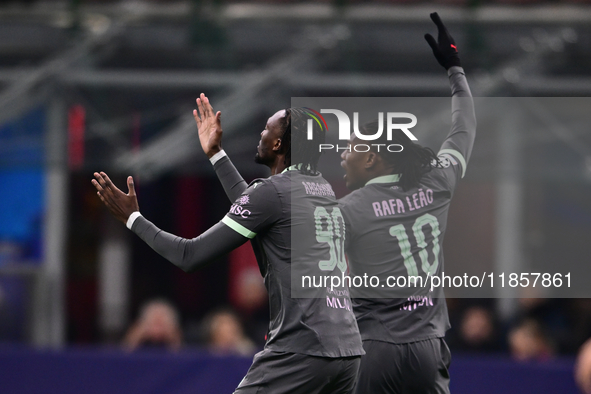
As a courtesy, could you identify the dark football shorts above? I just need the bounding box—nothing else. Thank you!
[354,338,451,394]
[234,348,361,394]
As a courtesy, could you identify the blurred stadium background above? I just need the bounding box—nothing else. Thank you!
[1,0,591,392]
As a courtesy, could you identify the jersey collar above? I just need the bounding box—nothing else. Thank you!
[281,163,308,174]
[365,174,401,186]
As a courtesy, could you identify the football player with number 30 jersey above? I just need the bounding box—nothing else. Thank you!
[92,99,364,393]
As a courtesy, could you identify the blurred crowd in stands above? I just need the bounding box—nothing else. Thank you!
[113,291,591,393]
[116,242,267,356]
[123,299,255,355]
[118,296,591,359]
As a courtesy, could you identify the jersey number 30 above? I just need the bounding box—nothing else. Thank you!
[314,207,347,274]
[389,213,441,277]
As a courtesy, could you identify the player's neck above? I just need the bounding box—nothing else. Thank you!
[269,155,288,175]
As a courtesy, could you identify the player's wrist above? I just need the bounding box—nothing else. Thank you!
[206,146,222,159]
[209,149,227,165]
[126,211,142,230]
[447,65,465,76]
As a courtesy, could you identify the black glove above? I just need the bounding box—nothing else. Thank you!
[424,12,461,70]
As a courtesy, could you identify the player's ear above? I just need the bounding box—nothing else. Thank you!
[365,152,378,169]
[273,138,282,152]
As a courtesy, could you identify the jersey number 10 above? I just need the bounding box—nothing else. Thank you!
[389,213,441,277]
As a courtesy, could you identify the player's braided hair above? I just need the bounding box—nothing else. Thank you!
[279,107,325,175]
[363,120,439,191]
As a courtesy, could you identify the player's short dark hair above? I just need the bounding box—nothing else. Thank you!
[280,108,325,176]
[363,120,438,191]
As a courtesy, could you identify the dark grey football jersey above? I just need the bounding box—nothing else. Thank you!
[340,67,476,343]
[222,167,364,357]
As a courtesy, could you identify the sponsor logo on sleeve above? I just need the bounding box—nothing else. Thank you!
[238,195,250,205]
[230,194,252,218]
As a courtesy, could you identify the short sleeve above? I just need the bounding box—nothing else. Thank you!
[221,179,281,239]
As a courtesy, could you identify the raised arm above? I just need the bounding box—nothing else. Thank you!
[441,66,476,178]
[425,12,476,179]
[194,93,248,201]
[210,153,248,202]
[92,171,248,273]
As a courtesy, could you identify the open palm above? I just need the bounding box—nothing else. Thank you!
[193,93,223,158]
[92,172,139,224]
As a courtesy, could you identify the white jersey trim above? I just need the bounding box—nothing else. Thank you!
[209,149,227,165]
[126,211,142,229]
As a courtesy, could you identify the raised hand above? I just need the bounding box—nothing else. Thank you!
[424,12,461,70]
[193,93,223,159]
[92,172,139,224]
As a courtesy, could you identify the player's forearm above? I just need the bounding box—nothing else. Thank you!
[440,67,477,166]
[449,66,472,98]
[210,150,248,202]
[131,216,246,272]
